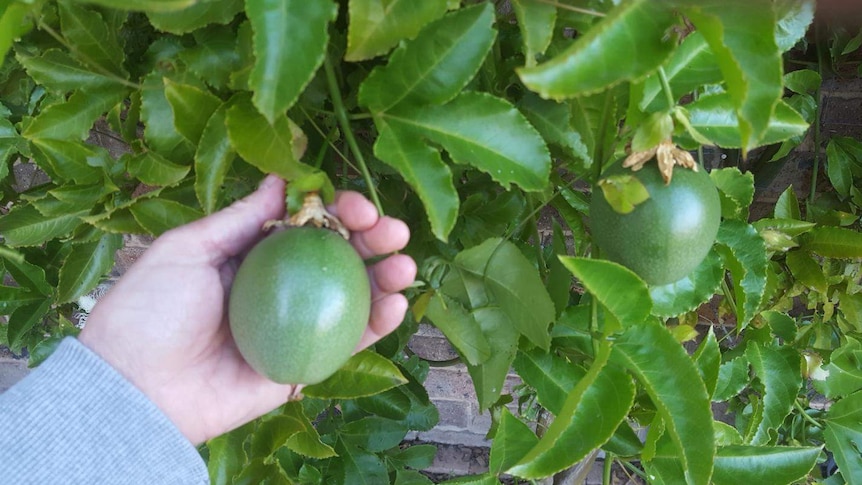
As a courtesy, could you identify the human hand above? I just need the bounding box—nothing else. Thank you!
[78,175,416,445]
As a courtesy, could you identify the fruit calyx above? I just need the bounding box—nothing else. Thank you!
[623,139,697,185]
[263,192,350,240]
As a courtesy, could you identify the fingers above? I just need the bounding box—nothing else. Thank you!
[355,294,409,351]
[369,254,416,301]
[159,175,286,265]
[329,191,410,259]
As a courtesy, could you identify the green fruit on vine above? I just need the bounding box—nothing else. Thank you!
[229,226,370,384]
[589,161,721,286]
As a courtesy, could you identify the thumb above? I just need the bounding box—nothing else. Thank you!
[162,175,286,265]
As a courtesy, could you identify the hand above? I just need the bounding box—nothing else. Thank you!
[79,175,416,445]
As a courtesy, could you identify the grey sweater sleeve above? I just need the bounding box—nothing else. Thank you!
[0,337,209,485]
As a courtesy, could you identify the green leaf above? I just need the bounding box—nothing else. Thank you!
[518,93,591,168]
[827,136,861,198]
[164,79,221,144]
[1,252,51,295]
[745,342,802,445]
[0,285,44,314]
[0,117,22,169]
[596,174,650,214]
[0,204,84,247]
[513,348,585,415]
[387,444,437,470]
[517,0,677,99]
[762,310,797,342]
[395,469,433,485]
[333,440,389,485]
[814,337,862,399]
[716,220,768,328]
[774,0,815,52]
[611,320,715,485]
[490,407,539,474]
[558,257,652,328]
[58,1,127,76]
[439,475,499,485]
[453,238,555,349]
[775,186,801,220]
[250,414,305,458]
[784,69,821,95]
[785,250,828,293]
[355,387,412,421]
[206,422,252,485]
[825,391,862,482]
[179,26,241,90]
[511,0,556,67]
[125,151,190,187]
[346,0,448,61]
[280,403,336,459]
[710,167,755,221]
[681,1,783,151]
[195,105,235,214]
[384,92,550,191]
[640,32,723,112]
[17,50,119,94]
[713,355,750,402]
[373,120,457,241]
[685,94,809,149]
[303,350,407,399]
[233,458,291,485]
[359,3,495,112]
[712,445,820,485]
[226,96,316,181]
[649,249,723,318]
[7,299,52,351]
[0,2,32,63]
[340,416,408,452]
[140,74,196,163]
[147,0,242,34]
[801,226,862,259]
[24,87,126,141]
[247,0,336,122]
[129,198,203,235]
[466,307,520,410]
[56,233,121,303]
[30,138,110,184]
[76,0,198,13]
[693,328,721,399]
[508,342,634,478]
[424,292,490,366]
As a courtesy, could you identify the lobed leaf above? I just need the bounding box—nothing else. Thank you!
[814,337,862,399]
[649,249,723,318]
[518,0,677,99]
[345,0,448,61]
[745,342,802,445]
[716,220,768,328]
[825,390,862,481]
[710,167,755,221]
[247,0,336,122]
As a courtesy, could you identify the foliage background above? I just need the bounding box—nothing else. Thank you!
[3,0,862,483]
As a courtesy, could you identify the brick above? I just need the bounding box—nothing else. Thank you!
[423,365,476,401]
[432,398,471,430]
[123,234,155,248]
[112,246,147,277]
[408,334,459,362]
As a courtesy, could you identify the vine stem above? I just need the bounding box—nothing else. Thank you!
[323,54,384,215]
[794,400,823,429]
[809,23,825,209]
[657,66,676,110]
[602,454,613,485]
[532,0,605,17]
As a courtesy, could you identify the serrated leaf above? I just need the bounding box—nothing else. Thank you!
[466,307,519,410]
[814,337,862,399]
[341,416,408,452]
[207,423,253,485]
[518,93,591,168]
[453,238,554,349]
[1,252,51,295]
[195,105,234,214]
[395,469,433,485]
[303,350,407,399]
[180,26,241,90]
[713,355,750,402]
[439,475,499,485]
[685,94,809,149]
[716,220,768,328]
[140,74,196,163]
[508,342,634,478]
[0,285,44,314]
[801,226,862,258]
[226,96,316,180]
[0,204,84,247]
[649,249,723,318]
[164,79,221,144]
[596,174,650,214]
[247,0,336,122]
[825,390,862,482]
[827,136,861,198]
[373,120,457,241]
[333,440,389,485]
[7,299,52,351]
[424,292,490,366]
[233,458,291,485]
[490,408,539,474]
[385,92,550,191]
[511,0,556,67]
[513,348,585,415]
[517,0,677,99]
[24,87,126,141]
[359,3,495,112]
[147,0,242,34]
[784,69,821,95]
[745,342,801,446]
[640,32,723,112]
[775,186,801,220]
[346,0,448,61]
[125,151,190,187]
[611,320,715,485]
[559,257,652,328]
[30,138,108,184]
[76,0,197,13]
[712,445,820,485]
[710,167,755,221]
[57,233,121,303]
[279,402,336,459]
[0,3,32,63]
[355,387,411,420]
[785,250,828,293]
[129,198,202,236]
[693,328,721,399]
[16,50,119,94]
[58,1,127,76]
[774,0,815,52]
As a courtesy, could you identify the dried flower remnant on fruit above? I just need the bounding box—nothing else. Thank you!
[263,192,350,239]
[623,140,697,185]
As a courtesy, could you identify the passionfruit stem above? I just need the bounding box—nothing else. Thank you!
[263,192,350,240]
